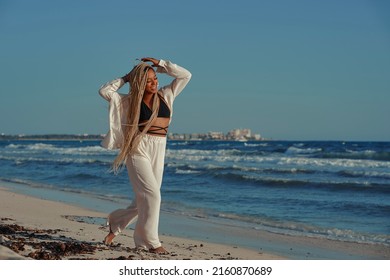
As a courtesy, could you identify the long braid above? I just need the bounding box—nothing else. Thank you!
[112,62,160,172]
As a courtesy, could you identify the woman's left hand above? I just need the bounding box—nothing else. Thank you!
[141,57,160,67]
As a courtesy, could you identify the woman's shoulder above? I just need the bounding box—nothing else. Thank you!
[157,90,173,109]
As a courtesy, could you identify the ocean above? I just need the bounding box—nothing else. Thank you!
[1,139,389,248]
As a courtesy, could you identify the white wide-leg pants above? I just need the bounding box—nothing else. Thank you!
[107,134,166,249]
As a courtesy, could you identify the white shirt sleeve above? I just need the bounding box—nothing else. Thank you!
[157,59,192,100]
[98,78,125,101]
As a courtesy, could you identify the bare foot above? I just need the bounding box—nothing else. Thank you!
[149,246,169,255]
[103,232,115,245]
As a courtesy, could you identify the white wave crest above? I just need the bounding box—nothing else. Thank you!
[285,146,322,154]
[5,143,113,156]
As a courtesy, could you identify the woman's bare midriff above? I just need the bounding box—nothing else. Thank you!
[145,117,170,137]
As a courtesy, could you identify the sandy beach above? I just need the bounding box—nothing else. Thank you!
[0,187,286,260]
[1,186,389,260]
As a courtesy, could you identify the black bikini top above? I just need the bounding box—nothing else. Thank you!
[138,96,171,136]
[139,96,171,123]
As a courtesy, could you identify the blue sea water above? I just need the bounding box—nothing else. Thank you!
[1,139,389,247]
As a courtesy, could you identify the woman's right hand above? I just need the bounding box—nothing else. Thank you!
[141,57,160,67]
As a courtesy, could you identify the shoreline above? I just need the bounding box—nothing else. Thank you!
[1,182,389,260]
[0,186,282,260]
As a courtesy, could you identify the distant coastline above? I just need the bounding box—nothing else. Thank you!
[0,128,266,142]
[0,134,104,141]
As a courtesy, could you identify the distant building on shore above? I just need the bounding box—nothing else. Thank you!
[168,128,263,141]
[226,128,261,141]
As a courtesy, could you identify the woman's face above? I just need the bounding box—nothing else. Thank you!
[144,68,158,94]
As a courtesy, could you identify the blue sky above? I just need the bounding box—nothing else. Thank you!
[1,0,389,140]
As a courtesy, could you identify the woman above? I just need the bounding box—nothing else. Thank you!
[99,57,191,254]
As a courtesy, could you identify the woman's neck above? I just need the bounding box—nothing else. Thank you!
[142,93,154,107]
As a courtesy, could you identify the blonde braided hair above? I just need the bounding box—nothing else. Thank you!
[112,62,160,172]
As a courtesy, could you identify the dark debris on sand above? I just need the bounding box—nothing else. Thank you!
[0,221,169,260]
[1,219,238,260]
[0,222,98,260]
